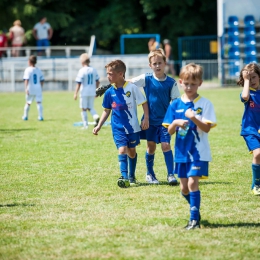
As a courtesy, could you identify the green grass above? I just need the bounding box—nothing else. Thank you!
[0,88,259,260]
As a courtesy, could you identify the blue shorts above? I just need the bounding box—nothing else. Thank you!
[140,125,171,144]
[113,132,140,149]
[243,135,260,152]
[37,39,49,47]
[175,161,209,179]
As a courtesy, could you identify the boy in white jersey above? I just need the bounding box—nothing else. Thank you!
[163,63,217,230]
[22,55,44,121]
[74,53,100,129]
[93,60,149,188]
[130,49,180,185]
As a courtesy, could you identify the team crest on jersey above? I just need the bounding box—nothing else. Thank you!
[125,91,131,97]
[195,107,202,115]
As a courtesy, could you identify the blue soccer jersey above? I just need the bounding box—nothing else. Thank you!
[163,95,217,163]
[102,81,147,135]
[240,88,260,136]
[131,73,180,125]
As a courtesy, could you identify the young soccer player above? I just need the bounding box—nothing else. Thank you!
[130,48,180,185]
[237,63,260,195]
[74,53,100,129]
[22,55,44,121]
[93,60,149,188]
[163,63,217,230]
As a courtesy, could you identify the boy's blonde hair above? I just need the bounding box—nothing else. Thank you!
[29,55,37,65]
[105,60,126,75]
[13,20,21,26]
[148,48,166,63]
[237,63,260,86]
[179,63,203,81]
[80,53,90,65]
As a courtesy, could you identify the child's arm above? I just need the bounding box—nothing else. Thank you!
[74,83,81,100]
[93,109,111,135]
[168,119,189,135]
[185,108,211,133]
[141,102,149,130]
[40,80,44,89]
[24,79,29,95]
[241,70,251,101]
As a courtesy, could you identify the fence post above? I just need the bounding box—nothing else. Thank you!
[11,63,15,92]
[68,62,73,91]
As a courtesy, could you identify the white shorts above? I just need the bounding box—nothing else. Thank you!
[26,94,42,104]
[80,96,95,109]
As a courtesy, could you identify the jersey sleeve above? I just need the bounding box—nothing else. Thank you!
[162,102,176,128]
[130,74,146,88]
[201,99,217,128]
[102,89,112,110]
[132,83,147,105]
[75,69,83,83]
[170,81,180,100]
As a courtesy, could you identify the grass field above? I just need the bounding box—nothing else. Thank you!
[1,88,260,260]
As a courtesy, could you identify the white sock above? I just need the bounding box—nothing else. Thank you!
[23,104,30,117]
[37,103,43,118]
[81,111,88,126]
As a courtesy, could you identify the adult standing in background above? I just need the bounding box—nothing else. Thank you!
[0,30,8,58]
[148,37,159,52]
[9,20,25,57]
[33,17,53,56]
[163,39,176,77]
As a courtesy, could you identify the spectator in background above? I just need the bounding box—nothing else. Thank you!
[33,17,53,56]
[163,39,176,77]
[148,37,159,52]
[9,20,25,57]
[0,30,8,58]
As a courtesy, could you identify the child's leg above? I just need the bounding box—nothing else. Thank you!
[252,148,260,189]
[118,146,128,179]
[128,152,137,180]
[146,141,156,176]
[81,109,88,128]
[163,149,174,176]
[87,97,99,123]
[188,176,200,221]
[37,102,43,119]
[23,103,30,118]
[180,178,190,203]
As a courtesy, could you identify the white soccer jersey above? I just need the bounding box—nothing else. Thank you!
[33,22,51,39]
[75,66,100,97]
[23,66,44,95]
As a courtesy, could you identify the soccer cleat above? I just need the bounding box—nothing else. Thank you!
[22,116,28,120]
[38,117,44,121]
[117,176,130,188]
[167,174,178,186]
[185,220,200,230]
[129,178,140,187]
[251,185,260,195]
[94,117,100,127]
[146,174,159,184]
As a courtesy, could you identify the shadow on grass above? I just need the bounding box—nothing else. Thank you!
[0,203,35,207]
[133,181,178,187]
[0,128,36,133]
[200,181,231,185]
[202,220,260,228]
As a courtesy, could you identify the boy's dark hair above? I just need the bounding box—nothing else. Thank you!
[105,60,126,74]
[29,55,37,65]
[237,63,260,86]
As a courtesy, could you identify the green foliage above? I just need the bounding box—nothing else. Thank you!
[0,0,217,55]
[1,88,260,259]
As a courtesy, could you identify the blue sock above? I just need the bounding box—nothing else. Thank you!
[181,192,190,204]
[252,164,260,189]
[146,152,155,176]
[128,154,137,180]
[118,154,128,179]
[163,150,174,176]
[190,190,200,221]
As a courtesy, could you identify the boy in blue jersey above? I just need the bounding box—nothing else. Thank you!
[130,49,180,185]
[22,55,44,121]
[237,63,260,195]
[93,60,149,188]
[163,63,217,230]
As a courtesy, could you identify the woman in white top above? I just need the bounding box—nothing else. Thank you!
[9,20,25,57]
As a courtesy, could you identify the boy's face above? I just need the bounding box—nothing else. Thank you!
[106,67,123,84]
[249,72,260,89]
[179,77,202,98]
[149,55,166,78]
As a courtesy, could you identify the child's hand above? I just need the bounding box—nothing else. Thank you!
[92,126,100,135]
[73,93,77,100]
[174,119,189,129]
[185,108,195,119]
[141,118,149,130]
[242,70,251,81]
